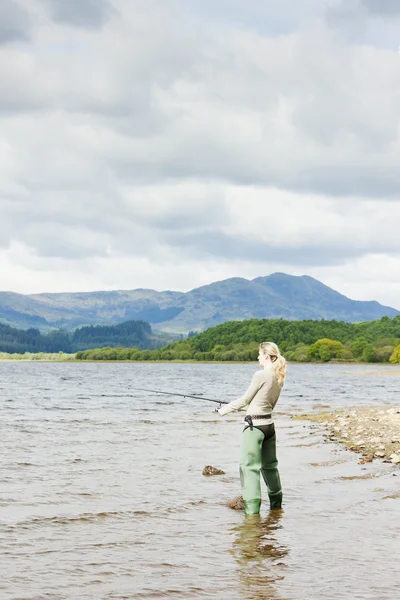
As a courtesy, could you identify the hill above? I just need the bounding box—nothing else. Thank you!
[0,273,398,333]
[76,315,400,364]
[0,320,175,354]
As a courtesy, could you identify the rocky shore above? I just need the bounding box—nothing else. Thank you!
[298,406,400,465]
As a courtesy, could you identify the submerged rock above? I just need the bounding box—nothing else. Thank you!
[202,465,225,476]
[227,496,245,510]
[359,455,374,464]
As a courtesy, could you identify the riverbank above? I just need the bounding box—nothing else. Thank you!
[1,355,400,368]
[298,406,400,464]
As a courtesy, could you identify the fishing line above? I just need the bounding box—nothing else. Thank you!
[129,386,228,405]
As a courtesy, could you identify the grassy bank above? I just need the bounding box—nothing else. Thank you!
[2,351,400,367]
[0,352,76,361]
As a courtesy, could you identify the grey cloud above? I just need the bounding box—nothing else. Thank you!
[0,2,203,118]
[109,135,400,199]
[0,0,31,44]
[22,229,109,260]
[1,0,400,302]
[326,0,400,38]
[125,203,228,231]
[161,230,376,268]
[361,0,400,16]
[2,0,400,275]
[41,0,115,29]
[0,182,229,260]
[328,0,400,19]
[293,164,400,199]
[180,0,334,33]
[1,167,400,268]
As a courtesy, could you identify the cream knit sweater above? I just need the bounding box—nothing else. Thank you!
[218,365,281,425]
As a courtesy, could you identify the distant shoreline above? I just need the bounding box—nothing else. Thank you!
[1,358,400,371]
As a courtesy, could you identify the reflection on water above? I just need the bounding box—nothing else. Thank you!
[0,361,399,599]
[231,510,289,600]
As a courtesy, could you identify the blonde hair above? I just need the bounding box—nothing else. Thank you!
[259,342,287,387]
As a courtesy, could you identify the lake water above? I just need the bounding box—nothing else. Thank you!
[0,362,399,600]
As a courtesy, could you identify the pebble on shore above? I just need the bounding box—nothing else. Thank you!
[296,406,400,465]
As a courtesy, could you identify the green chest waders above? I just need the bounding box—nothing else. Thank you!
[239,417,282,515]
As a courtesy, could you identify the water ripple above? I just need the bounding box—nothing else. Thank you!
[0,361,399,599]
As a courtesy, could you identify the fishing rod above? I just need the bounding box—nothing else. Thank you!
[130,386,228,405]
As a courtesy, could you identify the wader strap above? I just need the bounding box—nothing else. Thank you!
[249,414,272,420]
[243,414,272,429]
[244,415,254,430]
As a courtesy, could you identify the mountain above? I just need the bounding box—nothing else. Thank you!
[0,273,399,334]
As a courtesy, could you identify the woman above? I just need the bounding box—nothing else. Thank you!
[218,342,287,515]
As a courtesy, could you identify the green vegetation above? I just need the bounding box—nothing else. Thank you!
[390,343,400,365]
[0,320,173,354]
[75,316,400,364]
[2,315,400,363]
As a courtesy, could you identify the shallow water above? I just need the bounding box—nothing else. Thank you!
[0,362,399,600]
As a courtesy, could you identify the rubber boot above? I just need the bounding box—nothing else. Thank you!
[239,427,265,515]
[261,433,283,510]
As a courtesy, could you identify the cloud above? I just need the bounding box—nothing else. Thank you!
[326,0,400,48]
[0,0,31,44]
[2,175,400,272]
[309,254,400,310]
[41,0,116,29]
[2,2,400,198]
[361,0,400,16]
[328,0,400,19]
[179,0,333,33]
[0,0,400,308]
[160,189,400,267]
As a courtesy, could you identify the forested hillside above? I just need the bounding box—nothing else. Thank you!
[3,316,400,364]
[75,316,400,364]
[0,320,170,354]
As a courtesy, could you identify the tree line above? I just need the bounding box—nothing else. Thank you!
[0,320,155,354]
[75,316,400,364]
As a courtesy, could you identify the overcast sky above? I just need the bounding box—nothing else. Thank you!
[1,0,400,308]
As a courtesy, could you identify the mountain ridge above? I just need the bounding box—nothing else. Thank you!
[0,273,398,333]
